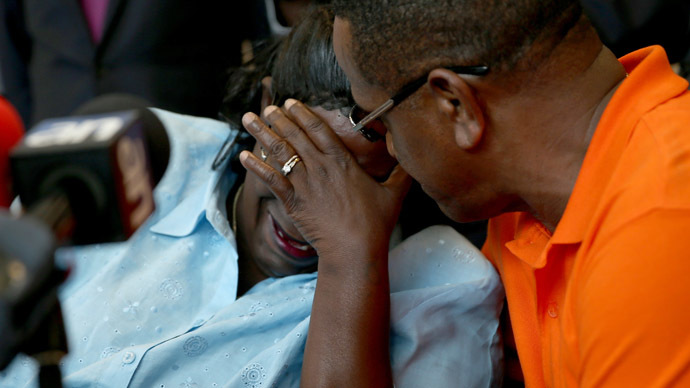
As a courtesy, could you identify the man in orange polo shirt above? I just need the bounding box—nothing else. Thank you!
[480,44,690,387]
[236,0,690,386]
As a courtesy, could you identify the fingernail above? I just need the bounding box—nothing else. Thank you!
[263,105,279,117]
[285,99,297,109]
[242,112,257,127]
[239,150,249,163]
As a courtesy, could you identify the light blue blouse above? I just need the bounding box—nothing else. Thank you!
[0,109,504,388]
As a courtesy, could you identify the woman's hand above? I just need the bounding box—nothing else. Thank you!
[240,98,409,387]
[239,98,411,264]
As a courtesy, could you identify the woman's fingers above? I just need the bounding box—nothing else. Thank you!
[241,112,303,206]
[242,103,405,251]
[262,105,321,163]
[283,99,349,158]
[242,111,304,171]
[239,150,295,207]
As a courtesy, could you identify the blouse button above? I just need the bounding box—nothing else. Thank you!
[122,351,136,364]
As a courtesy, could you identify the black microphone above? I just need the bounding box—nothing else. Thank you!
[0,209,67,385]
[71,93,170,185]
[9,106,169,245]
[1,95,171,387]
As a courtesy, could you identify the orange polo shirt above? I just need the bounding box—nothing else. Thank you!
[482,46,690,387]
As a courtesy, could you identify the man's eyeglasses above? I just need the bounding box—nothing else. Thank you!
[348,65,490,142]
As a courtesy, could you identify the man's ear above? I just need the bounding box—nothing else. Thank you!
[260,76,273,114]
[427,69,485,149]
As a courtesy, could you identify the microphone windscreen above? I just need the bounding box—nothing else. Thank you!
[0,97,25,207]
[11,109,158,243]
[72,94,170,185]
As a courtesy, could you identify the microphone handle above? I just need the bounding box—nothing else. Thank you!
[26,191,75,243]
[39,364,63,388]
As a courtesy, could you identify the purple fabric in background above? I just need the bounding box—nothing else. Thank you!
[80,0,109,43]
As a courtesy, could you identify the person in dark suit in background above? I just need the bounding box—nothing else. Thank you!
[0,0,266,127]
[581,0,690,79]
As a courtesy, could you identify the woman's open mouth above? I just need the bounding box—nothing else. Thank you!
[270,215,318,259]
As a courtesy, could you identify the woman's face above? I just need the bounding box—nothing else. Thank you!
[235,105,397,279]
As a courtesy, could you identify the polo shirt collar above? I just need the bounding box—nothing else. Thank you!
[504,212,552,268]
[551,45,688,246]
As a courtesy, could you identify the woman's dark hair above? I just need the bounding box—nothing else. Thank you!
[221,4,352,126]
[220,38,279,126]
[220,4,486,246]
[270,5,352,111]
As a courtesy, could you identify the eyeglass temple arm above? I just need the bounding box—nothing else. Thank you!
[352,99,394,134]
[352,65,489,134]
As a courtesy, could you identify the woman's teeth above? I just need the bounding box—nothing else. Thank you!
[275,227,312,251]
[271,216,317,258]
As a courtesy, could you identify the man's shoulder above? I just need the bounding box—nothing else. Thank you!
[604,91,690,222]
[582,63,690,241]
[577,93,690,268]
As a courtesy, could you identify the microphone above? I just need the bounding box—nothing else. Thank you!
[71,93,170,184]
[1,95,170,387]
[9,102,169,245]
[0,97,25,208]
